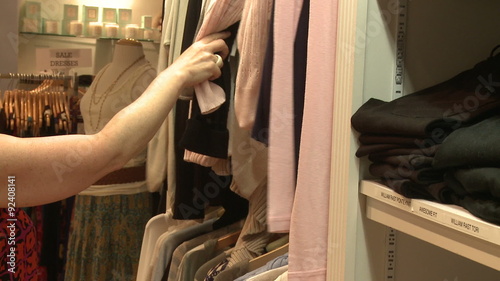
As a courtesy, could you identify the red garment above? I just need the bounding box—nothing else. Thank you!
[0,208,39,281]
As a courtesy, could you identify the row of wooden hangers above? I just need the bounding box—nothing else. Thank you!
[215,230,290,272]
[1,79,72,137]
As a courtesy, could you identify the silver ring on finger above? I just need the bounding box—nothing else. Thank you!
[214,54,223,68]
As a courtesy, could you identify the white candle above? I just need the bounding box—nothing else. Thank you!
[70,21,83,36]
[88,22,103,38]
[45,20,58,34]
[105,23,119,38]
[125,24,139,39]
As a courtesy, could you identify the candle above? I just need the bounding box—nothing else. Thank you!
[88,22,103,38]
[125,24,139,39]
[45,20,58,34]
[69,21,83,36]
[105,23,119,38]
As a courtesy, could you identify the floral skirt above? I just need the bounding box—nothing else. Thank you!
[64,192,153,281]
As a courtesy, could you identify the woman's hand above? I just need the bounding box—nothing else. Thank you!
[165,31,231,89]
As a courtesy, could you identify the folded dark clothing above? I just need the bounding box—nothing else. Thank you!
[358,133,434,146]
[382,179,453,203]
[443,171,469,197]
[368,154,434,169]
[446,168,500,199]
[366,144,440,159]
[370,162,444,185]
[452,193,500,225]
[356,143,414,158]
[352,52,500,137]
[433,115,500,169]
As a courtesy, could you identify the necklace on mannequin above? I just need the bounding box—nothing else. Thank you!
[88,55,146,130]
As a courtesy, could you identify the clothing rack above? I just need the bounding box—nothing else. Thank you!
[1,72,80,136]
[0,72,79,94]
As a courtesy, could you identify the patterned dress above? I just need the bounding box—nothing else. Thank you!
[0,208,39,281]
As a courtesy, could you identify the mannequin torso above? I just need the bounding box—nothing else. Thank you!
[79,39,156,193]
[81,39,156,134]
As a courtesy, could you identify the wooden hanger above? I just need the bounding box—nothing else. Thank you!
[247,243,289,272]
[2,91,9,125]
[6,91,15,130]
[14,90,21,135]
[214,230,241,251]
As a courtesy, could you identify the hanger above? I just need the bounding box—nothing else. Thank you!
[2,91,8,125]
[6,90,14,130]
[247,243,289,272]
[214,230,241,251]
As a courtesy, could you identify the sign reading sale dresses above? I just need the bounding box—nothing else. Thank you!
[36,48,92,71]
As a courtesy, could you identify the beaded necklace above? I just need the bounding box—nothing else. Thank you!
[88,55,145,130]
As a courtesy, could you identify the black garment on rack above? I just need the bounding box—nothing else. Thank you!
[251,0,309,169]
[179,22,239,159]
[292,0,309,169]
[351,52,500,138]
[173,17,249,224]
[251,8,273,146]
[0,108,6,133]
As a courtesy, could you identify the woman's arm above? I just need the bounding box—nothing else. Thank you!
[0,31,230,208]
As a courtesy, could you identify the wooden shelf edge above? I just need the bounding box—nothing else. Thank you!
[361,180,500,271]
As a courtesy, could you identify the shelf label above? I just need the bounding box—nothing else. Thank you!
[449,217,480,234]
[416,205,439,218]
[36,48,92,71]
[379,191,412,209]
[360,181,412,211]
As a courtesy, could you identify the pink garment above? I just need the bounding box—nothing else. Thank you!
[288,0,338,280]
[194,0,245,114]
[267,0,304,233]
[234,0,273,130]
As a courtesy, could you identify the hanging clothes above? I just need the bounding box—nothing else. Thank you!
[287,0,337,279]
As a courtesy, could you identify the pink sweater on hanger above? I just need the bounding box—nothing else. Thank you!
[267,0,303,233]
[194,0,245,114]
[234,0,273,130]
[288,0,338,280]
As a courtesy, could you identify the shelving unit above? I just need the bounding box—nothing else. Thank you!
[328,0,500,280]
[19,31,158,43]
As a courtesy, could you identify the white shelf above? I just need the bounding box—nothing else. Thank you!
[361,180,500,271]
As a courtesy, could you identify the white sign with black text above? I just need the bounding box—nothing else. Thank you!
[36,48,92,71]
